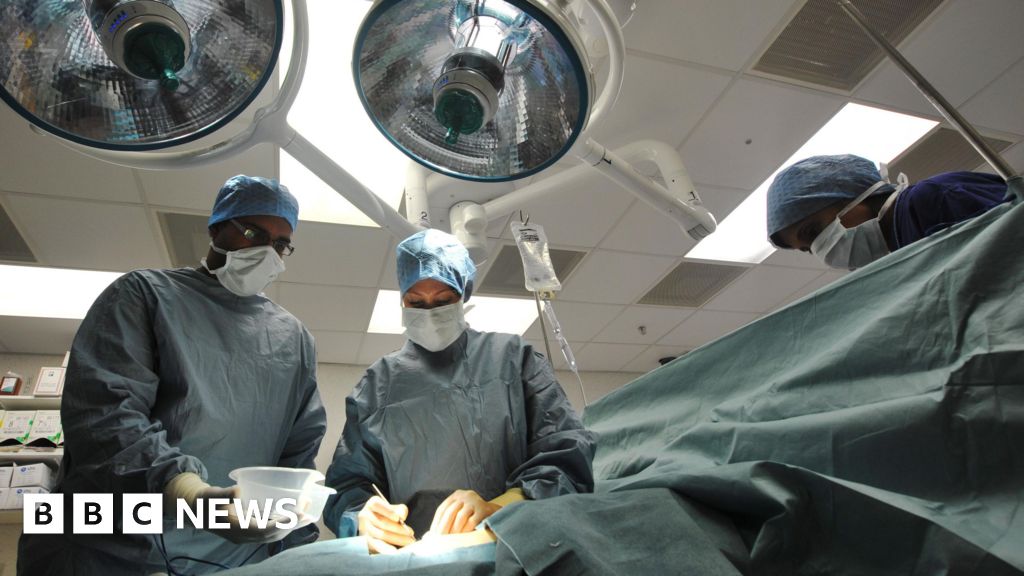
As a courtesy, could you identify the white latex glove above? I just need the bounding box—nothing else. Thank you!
[163,472,290,545]
[357,495,416,554]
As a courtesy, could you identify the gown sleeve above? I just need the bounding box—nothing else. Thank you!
[506,345,597,499]
[323,372,387,537]
[60,272,206,494]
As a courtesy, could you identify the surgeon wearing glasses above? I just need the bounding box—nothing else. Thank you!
[767,154,1009,270]
[324,229,595,554]
[19,175,327,576]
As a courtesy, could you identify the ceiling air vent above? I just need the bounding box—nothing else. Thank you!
[889,127,1013,181]
[158,212,212,268]
[0,203,36,262]
[639,260,748,308]
[753,0,944,91]
[477,244,586,297]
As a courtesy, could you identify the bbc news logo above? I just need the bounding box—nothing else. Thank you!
[23,494,299,534]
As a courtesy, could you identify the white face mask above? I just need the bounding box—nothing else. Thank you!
[810,181,897,270]
[402,301,467,352]
[202,243,285,297]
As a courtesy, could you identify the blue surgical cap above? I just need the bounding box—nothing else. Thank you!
[208,175,299,232]
[766,154,892,246]
[396,229,476,302]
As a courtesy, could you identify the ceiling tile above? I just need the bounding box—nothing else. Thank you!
[310,331,363,365]
[621,345,691,374]
[587,55,733,149]
[488,169,634,248]
[699,185,751,224]
[0,317,79,355]
[523,301,624,342]
[276,283,377,332]
[572,342,647,373]
[557,250,677,304]
[682,78,844,190]
[0,106,141,203]
[525,339,587,371]
[659,310,760,348]
[281,222,391,287]
[357,333,407,365]
[704,265,821,313]
[599,200,695,256]
[623,0,799,71]
[599,184,748,256]
[961,58,1024,137]
[855,0,1024,117]
[377,236,401,290]
[5,196,165,270]
[975,142,1024,175]
[139,144,278,212]
[592,306,694,345]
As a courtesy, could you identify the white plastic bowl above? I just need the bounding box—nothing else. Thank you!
[228,467,334,528]
[229,466,324,492]
[303,483,336,522]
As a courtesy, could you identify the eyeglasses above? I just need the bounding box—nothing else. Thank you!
[229,219,295,256]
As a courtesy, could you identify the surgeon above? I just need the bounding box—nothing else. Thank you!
[767,154,1009,269]
[18,176,327,576]
[324,229,595,554]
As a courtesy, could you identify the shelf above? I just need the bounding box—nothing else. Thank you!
[0,449,63,466]
[0,396,61,411]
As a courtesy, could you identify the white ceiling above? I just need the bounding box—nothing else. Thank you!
[2,0,1023,374]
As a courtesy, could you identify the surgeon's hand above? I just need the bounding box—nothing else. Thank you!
[428,489,501,536]
[358,495,416,554]
[163,472,289,545]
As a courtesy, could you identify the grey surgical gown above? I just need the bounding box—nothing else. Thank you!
[324,329,596,537]
[17,268,327,576]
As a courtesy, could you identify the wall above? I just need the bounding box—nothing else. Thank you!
[0,353,641,573]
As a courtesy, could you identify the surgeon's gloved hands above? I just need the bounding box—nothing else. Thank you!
[427,489,504,536]
[358,495,416,554]
[163,472,290,545]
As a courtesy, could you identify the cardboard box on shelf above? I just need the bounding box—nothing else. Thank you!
[25,410,62,446]
[0,465,12,487]
[0,488,9,510]
[0,411,34,445]
[11,462,55,490]
[4,486,49,510]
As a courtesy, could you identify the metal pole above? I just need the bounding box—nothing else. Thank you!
[837,0,1017,182]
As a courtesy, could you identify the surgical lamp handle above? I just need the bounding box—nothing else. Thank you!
[837,0,1017,182]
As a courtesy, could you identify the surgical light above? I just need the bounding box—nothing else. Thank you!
[0,0,282,149]
[354,0,593,182]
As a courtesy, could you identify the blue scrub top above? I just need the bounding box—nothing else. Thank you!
[891,171,1008,249]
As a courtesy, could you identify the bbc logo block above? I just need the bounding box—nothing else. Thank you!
[24,493,163,534]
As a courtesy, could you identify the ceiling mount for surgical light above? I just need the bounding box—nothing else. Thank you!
[354,0,594,182]
[0,0,282,150]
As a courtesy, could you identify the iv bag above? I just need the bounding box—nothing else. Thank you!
[512,221,562,293]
